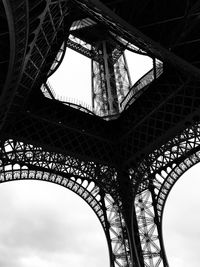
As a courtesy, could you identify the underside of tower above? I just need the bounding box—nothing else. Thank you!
[1,0,200,266]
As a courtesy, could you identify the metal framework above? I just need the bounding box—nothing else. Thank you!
[1,0,200,266]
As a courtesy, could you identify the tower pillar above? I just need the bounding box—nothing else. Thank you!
[91,42,131,118]
[102,41,119,115]
[117,170,144,267]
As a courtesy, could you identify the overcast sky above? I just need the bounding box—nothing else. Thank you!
[0,181,109,267]
[48,49,153,107]
[0,49,199,266]
[163,163,200,267]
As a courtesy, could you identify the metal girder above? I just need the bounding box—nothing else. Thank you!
[2,1,200,267]
[120,60,163,111]
[66,37,93,59]
[73,0,200,80]
[2,93,118,166]
[130,122,200,193]
[135,189,167,267]
[0,139,132,267]
[128,120,200,266]
[119,70,200,167]
[1,0,73,121]
[91,42,131,117]
[2,120,115,167]
[0,0,28,129]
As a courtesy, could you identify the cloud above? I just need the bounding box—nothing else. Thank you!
[163,163,200,267]
[0,181,109,267]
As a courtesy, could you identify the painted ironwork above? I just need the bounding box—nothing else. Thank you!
[2,1,200,267]
[0,139,132,267]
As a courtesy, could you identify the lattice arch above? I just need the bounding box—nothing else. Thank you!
[132,121,200,267]
[0,140,132,267]
[155,151,200,222]
[144,150,200,267]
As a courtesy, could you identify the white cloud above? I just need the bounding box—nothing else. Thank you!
[163,163,200,267]
[0,181,109,267]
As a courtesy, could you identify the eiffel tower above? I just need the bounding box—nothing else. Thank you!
[1,1,200,266]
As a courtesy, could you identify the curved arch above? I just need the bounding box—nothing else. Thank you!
[0,140,132,267]
[161,164,200,267]
[132,122,200,267]
[47,41,67,78]
[0,178,110,267]
[0,167,106,230]
[157,151,200,222]
[131,122,200,190]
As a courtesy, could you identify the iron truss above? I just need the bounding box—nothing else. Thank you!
[2,120,200,266]
[2,1,200,267]
[130,121,200,267]
[0,139,132,267]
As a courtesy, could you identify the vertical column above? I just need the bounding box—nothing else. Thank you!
[92,42,132,117]
[114,53,132,111]
[117,170,144,267]
[135,185,167,267]
[102,41,119,115]
[91,42,132,117]
[149,183,169,267]
[100,190,133,267]
[100,191,116,267]
[91,58,108,116]
[153,58,157,79]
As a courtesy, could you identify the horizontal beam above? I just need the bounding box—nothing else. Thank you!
[73,0,200,80]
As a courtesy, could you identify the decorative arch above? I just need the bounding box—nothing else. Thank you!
[0,139,131,267]
[155,151,200,220]
[132,121,200,267]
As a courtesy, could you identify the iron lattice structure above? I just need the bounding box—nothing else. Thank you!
[1,0,200,266]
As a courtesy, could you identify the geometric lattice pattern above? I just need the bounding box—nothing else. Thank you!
[132,122,200,266]
[0,139,132,267]
[135,190,164,267]
[2,1,200,267]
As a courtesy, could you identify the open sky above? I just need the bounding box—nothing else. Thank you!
[163,164,200,267]
[0,48,199,266]
[0,181,109,267]
[48,49,153,107]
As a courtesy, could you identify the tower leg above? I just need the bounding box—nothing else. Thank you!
[117,171,144,267]
[91,42,131,117]
[135,187,168,267]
